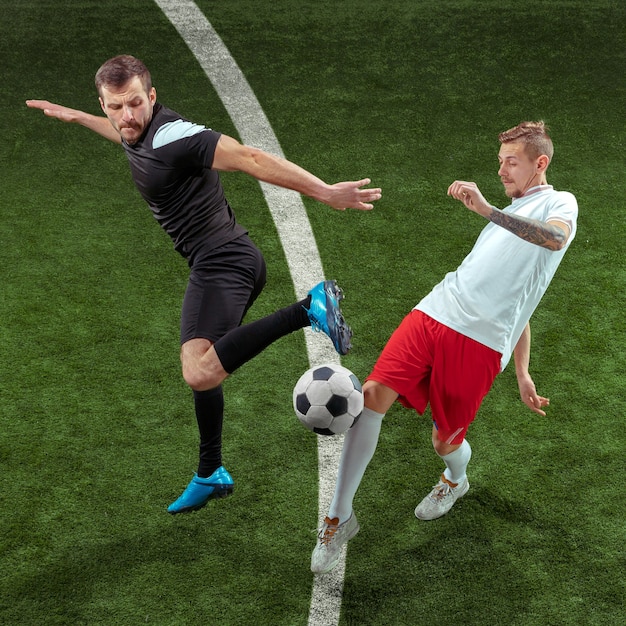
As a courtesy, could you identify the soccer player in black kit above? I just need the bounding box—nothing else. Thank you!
[27,55,381,514]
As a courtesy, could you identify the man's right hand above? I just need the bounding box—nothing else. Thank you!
[26,100,122,144]
[26,100,82,123]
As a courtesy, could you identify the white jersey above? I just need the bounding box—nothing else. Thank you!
[416,186,578,371]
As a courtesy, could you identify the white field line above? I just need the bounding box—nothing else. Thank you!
[152,1,347,624]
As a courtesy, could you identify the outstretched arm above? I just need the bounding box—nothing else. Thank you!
[447,180,570,251]
[26,100,122,145]
[513,323,550,416]
[212,134,381,211]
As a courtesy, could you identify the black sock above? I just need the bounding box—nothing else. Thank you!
[194,386,225,478]
[213,297,311,374]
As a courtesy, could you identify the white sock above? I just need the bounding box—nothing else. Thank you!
[441,439,472,485]
[327,407,384,523]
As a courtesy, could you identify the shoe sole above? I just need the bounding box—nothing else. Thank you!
[168,484,234,515]
[327,280,344,302]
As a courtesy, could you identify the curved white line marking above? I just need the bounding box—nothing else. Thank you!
[153,2,348,624]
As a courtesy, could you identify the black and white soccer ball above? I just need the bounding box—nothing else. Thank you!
[293,364,363,435]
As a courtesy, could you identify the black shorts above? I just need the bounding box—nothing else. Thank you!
[180,235,267,345]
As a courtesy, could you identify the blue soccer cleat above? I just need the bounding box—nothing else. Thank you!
[167,466,234,514]
[305,280,353,355]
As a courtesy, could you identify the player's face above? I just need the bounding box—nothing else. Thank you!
[497,142,541,198]
[99,76,156,145]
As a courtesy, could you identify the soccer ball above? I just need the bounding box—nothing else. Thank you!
[293,364,363,435]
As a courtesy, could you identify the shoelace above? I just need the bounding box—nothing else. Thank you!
[318,517,340,546]
[430,482,452,502]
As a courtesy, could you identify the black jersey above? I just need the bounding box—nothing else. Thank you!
[122,103,247,261]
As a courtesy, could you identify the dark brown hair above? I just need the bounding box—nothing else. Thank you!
[95,55,152,96]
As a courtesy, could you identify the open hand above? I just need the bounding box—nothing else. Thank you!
[26,100,81,123]
[325,178,382,211]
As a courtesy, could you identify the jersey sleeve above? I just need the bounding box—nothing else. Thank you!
[152,119,222,169]
[546,191,578,236]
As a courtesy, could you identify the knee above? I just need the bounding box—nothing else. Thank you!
[180,339,227,392]
[181,361,226,392]
[431,434,460,457]
[363,380,398,414]
[183,366,224,391]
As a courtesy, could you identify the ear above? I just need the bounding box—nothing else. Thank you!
[537,154,550,172]
[99,96,106,114]
[149,87,157,105]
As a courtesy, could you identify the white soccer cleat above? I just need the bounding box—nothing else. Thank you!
[311,512,359,574]
[414,475,469,520]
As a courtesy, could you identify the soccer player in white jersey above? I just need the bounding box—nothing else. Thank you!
[311,121,578,574]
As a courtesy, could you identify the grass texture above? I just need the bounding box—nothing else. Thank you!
[1,1,624,624]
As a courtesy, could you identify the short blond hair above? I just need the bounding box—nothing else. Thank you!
[499,121,554,161]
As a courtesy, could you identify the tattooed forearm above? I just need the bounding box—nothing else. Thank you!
[487,207,567,250]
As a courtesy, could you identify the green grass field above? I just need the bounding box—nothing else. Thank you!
[1,1,625,624]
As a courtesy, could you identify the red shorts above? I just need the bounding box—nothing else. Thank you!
[367,310,501,445]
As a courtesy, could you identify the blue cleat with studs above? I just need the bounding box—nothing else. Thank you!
[305,280,353,355]
[167,466,234,514]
